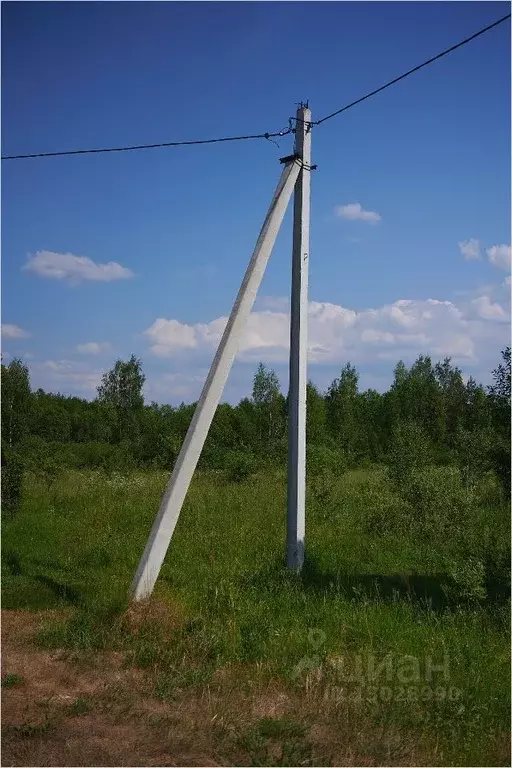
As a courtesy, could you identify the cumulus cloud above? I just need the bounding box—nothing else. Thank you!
[144,318,198,357]
[23,251,134,284]
[1,323,31,339]
[458,238,481,260]
[257,296,290,312]
[335,203,381,223]
[76,341,111,354]
[33,360,103,394]
[470,295,508,322]
[146,372,207,401]
[486,244,511,271]
[143,289,509,368]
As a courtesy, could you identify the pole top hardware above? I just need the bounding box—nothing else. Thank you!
[279,153,300,165]
[279,153,317,171]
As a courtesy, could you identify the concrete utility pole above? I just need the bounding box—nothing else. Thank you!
[131,156,301,600]
[287,103,312,570]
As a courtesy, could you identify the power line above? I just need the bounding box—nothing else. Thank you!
[2,13,509,160]
[1,127,292,161]
[313,13,511,126]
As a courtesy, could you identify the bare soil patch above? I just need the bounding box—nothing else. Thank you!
[2,609,435,766]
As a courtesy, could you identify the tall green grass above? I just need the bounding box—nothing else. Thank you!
[2,467,510,765]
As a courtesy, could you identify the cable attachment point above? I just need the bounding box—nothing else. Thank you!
[264,132,281,148]
[279,153,317,171]
[279,152,300,165]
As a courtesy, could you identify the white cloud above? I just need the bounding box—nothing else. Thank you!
[144,318,197,357]
[430,333,475,360]
[470,295,508,321]
[146,372,207,401]
[361,329,395,344]
[486,244,511,271]
[1,323,31,339]
[335,203,381,223]
[143,288,509,368]
[76,341,111,354]
[33,359,103,394]
[458,238,481,260]
[257,296,290,312]
[23,251,134,284]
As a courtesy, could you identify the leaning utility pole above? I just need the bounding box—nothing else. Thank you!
[130,155,301,600]
[287,103,312,570]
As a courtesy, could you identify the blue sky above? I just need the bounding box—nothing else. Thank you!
[2,1,510,404]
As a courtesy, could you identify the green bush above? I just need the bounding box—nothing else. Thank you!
[16,435,50,472]
[400,466,475,542]
[360,480,409,537]
[306,444,345,478]
[1,450,24,519]
[395,465,510,603]
[455,428,494,489]
[479,526,511,600]
[16,436,138,475]
[224,451,255,483]
[387,421,433,489]
[305,445,344,513]
[71,442,114,470]
[267,436,288,467]
[445,556,487,602]
[490,442,511,501]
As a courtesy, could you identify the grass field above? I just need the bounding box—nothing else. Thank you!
[2,467,510,766]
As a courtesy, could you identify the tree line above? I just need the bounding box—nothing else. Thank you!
[1,348,510,495]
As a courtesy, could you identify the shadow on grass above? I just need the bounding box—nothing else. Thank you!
[242,556,509,612]
[3,550,73,578]
[33,575,85,607]
[4,550,22,576]
[3,549,86,608]
[300,558,453,610]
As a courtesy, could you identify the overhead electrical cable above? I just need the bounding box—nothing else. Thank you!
[312,13,510,126]
[2,13,509,161]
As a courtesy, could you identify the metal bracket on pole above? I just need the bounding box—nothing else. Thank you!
[279,153,300,165]
[130,156,301,600]
[286,104,312,570]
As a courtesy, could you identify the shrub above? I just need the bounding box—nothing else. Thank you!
[490,442,511,501]
[395,466,508,603]
[98,441,135,476]
[16,435,49,472]
[360,481,409,537]
[224,451,255,483]
[400,466,474,543]
[72,442,114,470]
[306,444,345,478]
[268,436,288,467]
[445,556,487,602]
[306,445,344,514]
[16,437,81,473]
[479,524,511,601]
[455,428,494,489]
[1,449,24,519]
[387,421,433,489]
